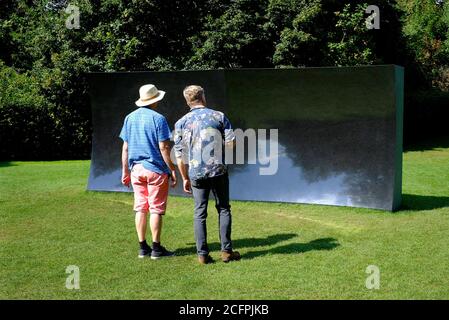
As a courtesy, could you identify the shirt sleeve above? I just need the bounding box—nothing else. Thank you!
[119,118,128,142]
[223,114,235,143]
[157,116,172,142]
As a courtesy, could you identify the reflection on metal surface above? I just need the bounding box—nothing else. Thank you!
[87,66,403,211]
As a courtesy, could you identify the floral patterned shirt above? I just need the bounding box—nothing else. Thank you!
[174,107,235,181]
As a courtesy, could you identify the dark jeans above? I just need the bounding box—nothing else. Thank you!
[191,173,232,256]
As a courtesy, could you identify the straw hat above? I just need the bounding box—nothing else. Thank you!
[135,84,166,107]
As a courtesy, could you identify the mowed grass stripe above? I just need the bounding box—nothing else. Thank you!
[1,148,449,299]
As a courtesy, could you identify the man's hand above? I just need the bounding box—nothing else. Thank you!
[122,170,131,187]
[183,179,192,194]
[170,169,177,188]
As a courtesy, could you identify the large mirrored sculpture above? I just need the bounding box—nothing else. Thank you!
[87,66,403,211]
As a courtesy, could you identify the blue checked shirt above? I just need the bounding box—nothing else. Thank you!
[119,107,172,174]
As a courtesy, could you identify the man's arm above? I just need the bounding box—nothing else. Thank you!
[173,121,192,194]
[176,156,192,194]
[159,140,177,188]
[121,141,131,187]
[223,114,236,155]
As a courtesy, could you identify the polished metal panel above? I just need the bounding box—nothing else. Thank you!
[87,66,403,211]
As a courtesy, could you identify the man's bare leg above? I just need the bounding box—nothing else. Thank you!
[149,213,174,259]
[150,213,163,243]
[135,211,148,242]
[136,211,152,258]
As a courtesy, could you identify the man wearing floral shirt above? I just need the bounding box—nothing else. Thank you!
[174,85,241,265]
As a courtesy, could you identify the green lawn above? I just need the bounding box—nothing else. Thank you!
[1,148,449,299]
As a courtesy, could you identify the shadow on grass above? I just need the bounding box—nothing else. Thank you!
[176,233,298,256]
[242,237,339,260]
[0,162,16,168]
[401,194,449,211]
[404,135,449,152]
[176,233,340,260]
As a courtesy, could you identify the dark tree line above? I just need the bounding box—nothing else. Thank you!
[1,0,448,160]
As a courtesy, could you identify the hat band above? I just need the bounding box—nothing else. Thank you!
[140,92,160,101]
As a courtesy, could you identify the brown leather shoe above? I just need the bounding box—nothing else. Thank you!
[198,255,214,265]
[221,250,241,263]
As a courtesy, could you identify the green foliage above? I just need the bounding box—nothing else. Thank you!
[0,61,57,160]
[0,61,46,108]
[82,0,205,71]
[327,3,376,66]
[271,0,324,67]
[0,0,448,160]
[187,0,272,69]
[398,0,449,90]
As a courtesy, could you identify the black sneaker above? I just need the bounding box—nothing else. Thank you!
[151,246,175,260]
[138,247,152,259]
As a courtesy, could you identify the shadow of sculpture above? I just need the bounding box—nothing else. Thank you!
[241,237,340,260]
[400,194,449,211]
[176,233,298,256]
[175,234,339,260]
[0,162,16,168]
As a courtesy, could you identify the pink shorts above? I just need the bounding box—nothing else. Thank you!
[130,164,169,214]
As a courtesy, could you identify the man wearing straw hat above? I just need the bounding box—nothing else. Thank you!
[120,84,177,259]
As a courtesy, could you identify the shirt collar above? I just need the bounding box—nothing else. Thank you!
[190,105,206,111]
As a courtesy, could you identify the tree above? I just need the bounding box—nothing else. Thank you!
[187,0,272,69]
[269,0,325,67]
[398,0,449,90]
